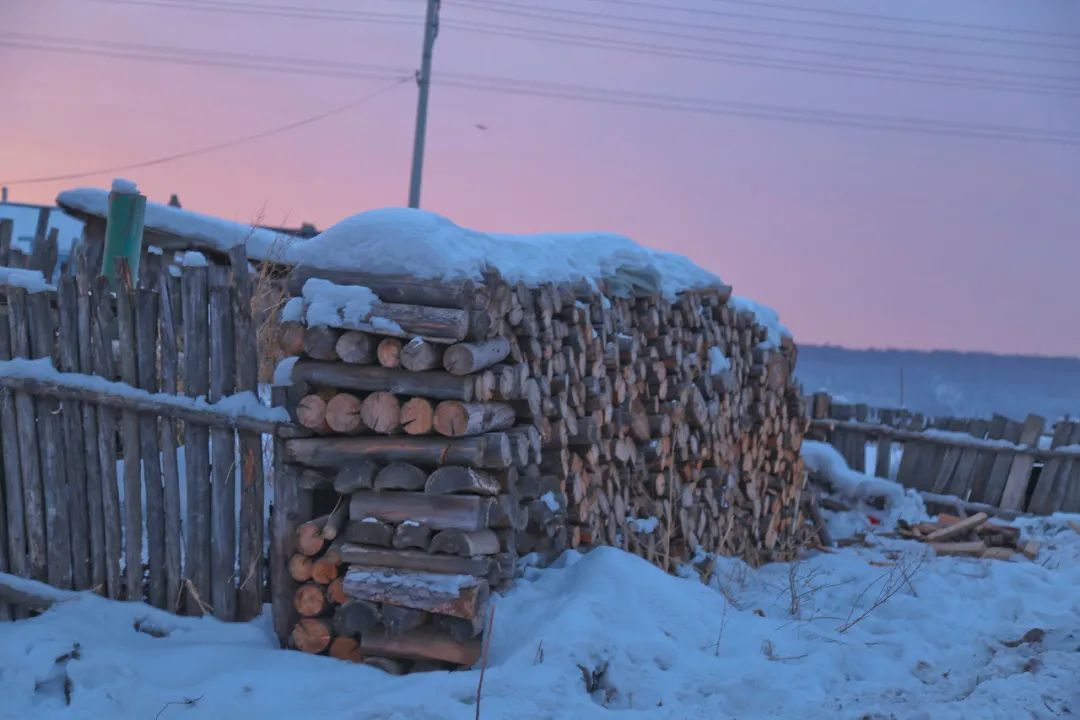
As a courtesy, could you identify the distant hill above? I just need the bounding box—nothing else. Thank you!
[795,345,1080,422]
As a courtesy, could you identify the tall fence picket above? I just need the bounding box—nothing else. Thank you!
[230,246,264,621]
[75,246,106,592]
[57,275,91,589]
[156,263,184,612]
[0,297,26,618]
[115,263,143,599]
[181,261,211,615]
[92,275,123,599]
[7,287,47,583]
[208,263,237,620]
[136,283,166,608]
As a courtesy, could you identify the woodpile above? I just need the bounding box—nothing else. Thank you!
[274,260,810,669]
[894,513,1041,561]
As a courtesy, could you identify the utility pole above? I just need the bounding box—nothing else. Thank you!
[408,0,440,209]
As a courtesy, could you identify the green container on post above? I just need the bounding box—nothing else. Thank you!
[101,178,146,285]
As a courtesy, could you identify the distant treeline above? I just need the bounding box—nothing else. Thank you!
[796,345,1080,421]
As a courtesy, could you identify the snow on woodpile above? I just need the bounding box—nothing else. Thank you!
[56,187,296,262]
[292,208,718,300]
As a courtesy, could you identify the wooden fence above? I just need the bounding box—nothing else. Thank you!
[0,218,301,622]
[808,393,1080,515]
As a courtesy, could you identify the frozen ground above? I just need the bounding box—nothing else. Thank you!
[1,499,1077,719]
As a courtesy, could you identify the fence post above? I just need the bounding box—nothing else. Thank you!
[101,182,146,284]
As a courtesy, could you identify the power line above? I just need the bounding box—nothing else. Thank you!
[456,0,1080,51]
[446,2,1080,67]
[436,20,1080,98]
[439,18,1080,85]
[6,33,1079,143]
[0,76,412,186]
[582,0,1080,42]
[21,20,1078,99]
[90,0,1080,66]
[3,31,411,75]
[6,33,1077,147]
[0,37,411,82]
[8,29,1078,106]
[440,76,1080,146]
[434,73,1080,141]
[90,0,422,25]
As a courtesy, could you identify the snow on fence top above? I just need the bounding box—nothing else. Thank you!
[56,188,295,263]
[291,208,722,301]
[0,267,54,293]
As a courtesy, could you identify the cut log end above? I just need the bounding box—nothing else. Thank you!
[291,618,332,654]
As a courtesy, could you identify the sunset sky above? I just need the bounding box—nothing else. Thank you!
[2,0,1078,356]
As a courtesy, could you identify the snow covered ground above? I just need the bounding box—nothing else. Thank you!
[2,494,1077,719]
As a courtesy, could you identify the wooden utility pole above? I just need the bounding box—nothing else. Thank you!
[408,0,440,209]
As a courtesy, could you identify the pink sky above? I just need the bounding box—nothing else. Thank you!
[3,0,1079,356]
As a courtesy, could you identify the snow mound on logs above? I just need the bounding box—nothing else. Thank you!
[291,208,722,301]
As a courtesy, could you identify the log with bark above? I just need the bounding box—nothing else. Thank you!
[342,567,488,619]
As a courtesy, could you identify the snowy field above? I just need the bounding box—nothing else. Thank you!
[1,486,1077,719]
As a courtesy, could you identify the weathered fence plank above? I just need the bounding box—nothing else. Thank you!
[7,287,47,583]
[136,286,166,608]
[1060,424,1080,513]
[0,302,27,618]
[115,265,143,600]
[57,275,91,589]
[157,265,183,612]
[182,262,212,615]
[230,246,265,621]
[0,455,8,619]
[92,276,123,599]
[1027,421,1075,514]
[967,416,1008,503]
[28,288,74,590]
[999,414,1045,511]
[27,227,59,282]
[75,248,106,592]
[209,264,237,620]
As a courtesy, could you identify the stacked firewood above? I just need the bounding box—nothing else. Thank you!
[275,265,809,668]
